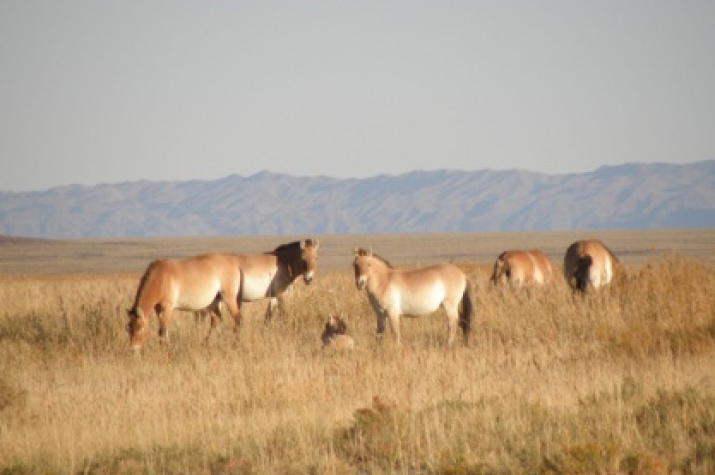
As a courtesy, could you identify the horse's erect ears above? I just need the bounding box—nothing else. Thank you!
[301,238,319,250]
[353,247,372,257]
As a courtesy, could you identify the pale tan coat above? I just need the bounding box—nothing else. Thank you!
[490,249,554,286]
[563,239,621,292]
[353,248,474,347]
[126,239,319,350]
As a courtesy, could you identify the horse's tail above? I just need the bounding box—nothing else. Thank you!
[459,280,475,346]
[574,255,594,293]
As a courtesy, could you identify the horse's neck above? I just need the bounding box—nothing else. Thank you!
[275,258,300,288]
[366,260,391,294]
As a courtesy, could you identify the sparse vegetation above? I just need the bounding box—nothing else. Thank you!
[0,232,713,474]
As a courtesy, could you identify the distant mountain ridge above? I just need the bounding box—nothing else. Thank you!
[1,161,713,238]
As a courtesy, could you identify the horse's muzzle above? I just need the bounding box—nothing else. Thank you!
[304,272,314,285]
[356,277,366,290]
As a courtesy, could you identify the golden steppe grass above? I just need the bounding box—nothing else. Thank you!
[0,230,714,474]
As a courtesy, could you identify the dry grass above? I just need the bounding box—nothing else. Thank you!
[0,231,714,474]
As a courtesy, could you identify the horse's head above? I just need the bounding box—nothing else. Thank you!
[275,239,320,284]
[299,238,319,284]
[353,248,373,290]
[321,315,355,351]
[125,307,148,351]
[321,314,348,346]
[489,252,508,285]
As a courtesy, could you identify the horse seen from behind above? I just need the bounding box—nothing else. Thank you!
[489,249,554,287]
[352,248,474,348]
[126,238,319,351]
[563,239,621,293]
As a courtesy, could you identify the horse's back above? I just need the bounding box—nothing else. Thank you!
[527,249,554,283]
[137,253,240,309]
[394,263,466,314]
[176,253,241,286]
[400,263,465,288]
[500,250,537,284]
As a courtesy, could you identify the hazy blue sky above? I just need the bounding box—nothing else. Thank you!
[1,1,714,192]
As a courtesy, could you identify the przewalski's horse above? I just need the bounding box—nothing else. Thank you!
[563,239,621,292]
[321,314,355,351]
[243,239,320,325]
[126,238,319,350]
[489,249,554,287]
[352,248,474,347]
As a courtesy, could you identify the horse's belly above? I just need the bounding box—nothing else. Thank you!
[400,289,445,316]
[176,282,221,310]
[241,275,271,301]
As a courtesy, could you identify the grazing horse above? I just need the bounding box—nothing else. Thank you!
[352,248,474,347]
[563,239,621,292]
[321,314,355,351]
[126,238,319,350]
[489,249,554,287]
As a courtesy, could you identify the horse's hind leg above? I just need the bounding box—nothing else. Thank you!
[204,297,224,345]
[444,305,459,348]
[223,296,242,334]
[387,311,402,346]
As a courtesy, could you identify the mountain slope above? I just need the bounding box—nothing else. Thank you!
[0,161,713,238]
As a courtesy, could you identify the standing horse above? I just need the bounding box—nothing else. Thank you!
[352,248,474,347]
[489,249,554,287]
[126,238,319,350]
[236,238,319,326]
[563,239,621,292]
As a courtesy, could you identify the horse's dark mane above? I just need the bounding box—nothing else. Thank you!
[355,247,393,268]
[373,254,394,268]
[269,238,318,256]
[132,259,162,308]
[270,240,302,255]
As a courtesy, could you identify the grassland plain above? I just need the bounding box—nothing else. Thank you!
[0,229,714,474]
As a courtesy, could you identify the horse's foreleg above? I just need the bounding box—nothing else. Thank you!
[264,297,279,325]
[375,311,386,337]
[387,311,401,346]
[370,297,387,340]
[157,303,174,344]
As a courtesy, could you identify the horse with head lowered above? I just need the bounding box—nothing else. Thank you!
[126,238,319,351]
[489,249,554,287]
